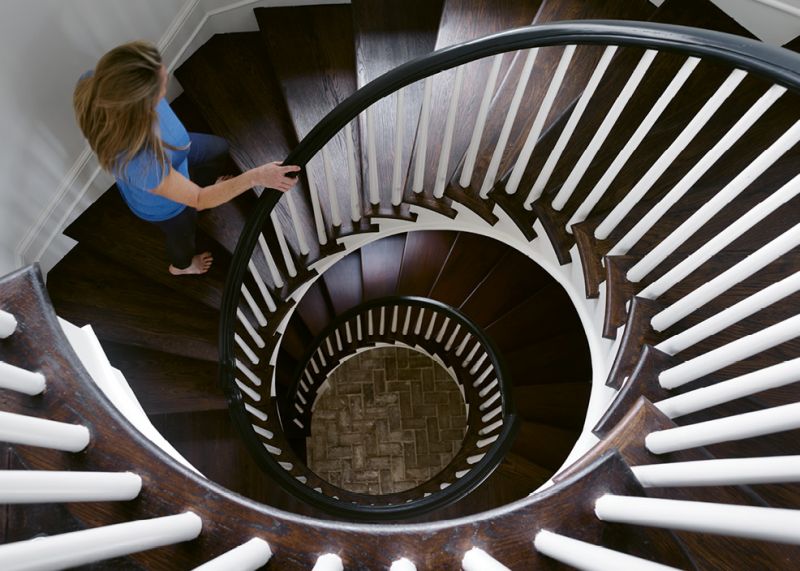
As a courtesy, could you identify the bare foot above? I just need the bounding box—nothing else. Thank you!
[169,252,213,276]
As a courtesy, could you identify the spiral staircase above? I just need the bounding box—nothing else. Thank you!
[2,0,800,568]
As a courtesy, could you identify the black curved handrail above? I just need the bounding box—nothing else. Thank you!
[282,295,513,434]
[220,20,800,519]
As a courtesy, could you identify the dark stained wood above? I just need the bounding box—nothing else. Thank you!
[352,0,443,212]
[459,248,553,326]
[256,6,364,240]
[360,234,406,301]
[603,255,640,338]
[63,188,229,310]
[47,248,218,362]
[322,250,363,316]
[485,282,579,353]
[428,232,507,307]
[514,382,591,430]
[295,280,334,337]
[502,328,592,386]
[511,420,579,471]
[594,345,678,436]
[605,296,665,388]
[395,230,458,296]
[174,32,319,265]
[100,341,224,415]
[572,217,610,298]
[402,0,540,212]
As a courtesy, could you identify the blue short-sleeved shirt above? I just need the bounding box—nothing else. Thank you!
[115,98,191,221]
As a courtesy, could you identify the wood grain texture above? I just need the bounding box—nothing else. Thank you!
[47,248,218,361]
[395,230,458,296]
[360,233,406,301]
[352,0,443,212]
[63,188,229,310]
[256,6,362,239]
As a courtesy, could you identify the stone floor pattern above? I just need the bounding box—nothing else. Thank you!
[307,346,467,494]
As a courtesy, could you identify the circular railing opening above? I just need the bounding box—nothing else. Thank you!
[307,346,467,494]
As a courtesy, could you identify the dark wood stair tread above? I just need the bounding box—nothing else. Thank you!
[100,341,225,415]
[63,187,228,310]
[47,247,218,362]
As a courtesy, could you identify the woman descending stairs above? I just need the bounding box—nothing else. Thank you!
[19,0,800,567]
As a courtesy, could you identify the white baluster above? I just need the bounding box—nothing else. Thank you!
[235,359,262,387]
[345,321,353,344]
[344,122,361,221]
[455,332,472,356]
[257,233,284,288]
[551,49,658,210]
[234,333,259,365]
[479,418,503,435]
[379,306,386,335]
[335,329,343,351]
[645,174,800,299]
[481,397,501,418]
[506,45,576,195]
[424,313,437,340]
[313,553,344,571]
[598,70,756,242]
[0,471,141,503]
[270,212,297,278]
[391,306,399,333]
[445,323,461,351]
[434,65,465,199]
[357,315,363,340]
[245,403,267,422]
[473,365,493,388]
[657,271,800,355]
[0,411,89,452]
[595,495,800,544]
[399,307,410,335]
[0,309,17,338]
[646,402,800,454]
[478,378,499,398]
[462,341,480,367]
[413,77,434,193]
[366,107,381,205]
[414,308,425,335]
[658,314,800,389]
[368,309,374,336]
[436,317,450,343]
[284,191,310,255]
[392,89,407,206]
[236,309,265,349]
[462,547,511,571]
[469,353,488,376]
[534,530,679,571]
[317,347,327,367]
[240,285,267,327]
[0,361,45,395]
[460,54,503,188]
[656,358,800,419]
[390,557,417,571]
[631,120,800,283]
[193,538,272,571]
[526,46,617,207]
[650,222,800,330]
[322,146,342,226]
[235,379,260,402]
[248,261,276,313]
[632,456,800,488]
[566,56,700,230]
[0,512,202,570]
[480,48,540,198]
[326,338,334,357]
[306,172,328,246]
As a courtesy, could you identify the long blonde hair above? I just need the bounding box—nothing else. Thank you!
[73,41,168,177]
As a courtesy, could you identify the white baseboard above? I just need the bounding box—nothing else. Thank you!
[20,0,349,276]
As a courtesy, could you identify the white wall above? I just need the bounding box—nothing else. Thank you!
[0,0,189,275]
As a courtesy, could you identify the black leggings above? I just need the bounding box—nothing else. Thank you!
[151,133,230,269]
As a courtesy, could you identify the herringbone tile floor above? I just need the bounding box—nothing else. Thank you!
[307,346,467,494]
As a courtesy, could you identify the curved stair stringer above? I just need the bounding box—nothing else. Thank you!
[263,202,620,478]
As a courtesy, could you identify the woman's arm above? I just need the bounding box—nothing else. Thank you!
[152,161,300,211]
